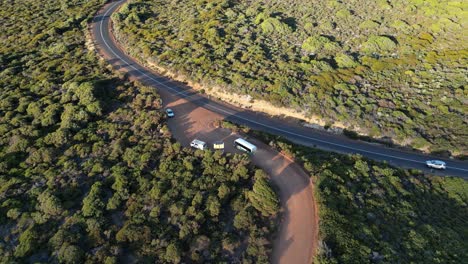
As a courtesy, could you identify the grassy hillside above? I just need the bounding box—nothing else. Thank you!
[250,131,468,263]
[113,0,468,155]
[0,1,278,263]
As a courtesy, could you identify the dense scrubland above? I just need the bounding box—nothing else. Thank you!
[2,0,466,263]
[250,130,468,263]
[0,1,279,263]
[113,0,468,156]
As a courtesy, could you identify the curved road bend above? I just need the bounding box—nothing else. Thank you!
[90,1,466,263]
[92,1,318,264]
[91,1,468,179]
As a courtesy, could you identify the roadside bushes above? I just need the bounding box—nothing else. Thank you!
[113,0,467,155]
[250,131,468,263]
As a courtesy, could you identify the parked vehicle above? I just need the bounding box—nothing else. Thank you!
[165,108,174,118]
[234,138,257,153]
[426,160,446,170]
[213,141,224,152]
[190,139,207,150]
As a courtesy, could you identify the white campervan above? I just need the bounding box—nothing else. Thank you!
[190,139,207,150]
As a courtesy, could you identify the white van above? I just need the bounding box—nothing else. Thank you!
[190,139,207,150]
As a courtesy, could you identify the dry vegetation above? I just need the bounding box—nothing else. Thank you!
[113,0,467,156]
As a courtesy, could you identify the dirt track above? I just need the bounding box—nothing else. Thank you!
[89,2,319,263]
[163,91,319,264]
[164,97,319,264]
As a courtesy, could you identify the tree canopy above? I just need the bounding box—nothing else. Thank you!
[0,1,279,262]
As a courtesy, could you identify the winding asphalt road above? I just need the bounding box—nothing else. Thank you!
[90,1,467,263]
[92,4,319,263]
[91,0,468,179]
[98,0,468,182]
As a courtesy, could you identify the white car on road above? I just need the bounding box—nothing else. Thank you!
[426,160,446,170]
[165,108,175,118]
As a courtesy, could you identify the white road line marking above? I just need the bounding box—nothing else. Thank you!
[98,2,468,174]
[99,4,191,98]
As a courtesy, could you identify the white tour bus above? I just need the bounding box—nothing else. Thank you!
[234,138,257,153]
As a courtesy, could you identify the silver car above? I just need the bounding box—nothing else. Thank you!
[165,108,175,118]
[425,160,446,170]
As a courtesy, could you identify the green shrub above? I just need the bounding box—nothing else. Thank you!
[335,53,359,68]
[58,244,84,264]
[302,35,336,53]
[359,20,380,29]
[14,227,38,257]
[391,20,412,32]
[343,129,359,139]
[248,170,280,216]
[260,17,292,34]
[336,9,352,18]
[362,35,398,53]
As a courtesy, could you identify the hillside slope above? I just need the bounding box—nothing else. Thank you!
[113,0,468,155]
